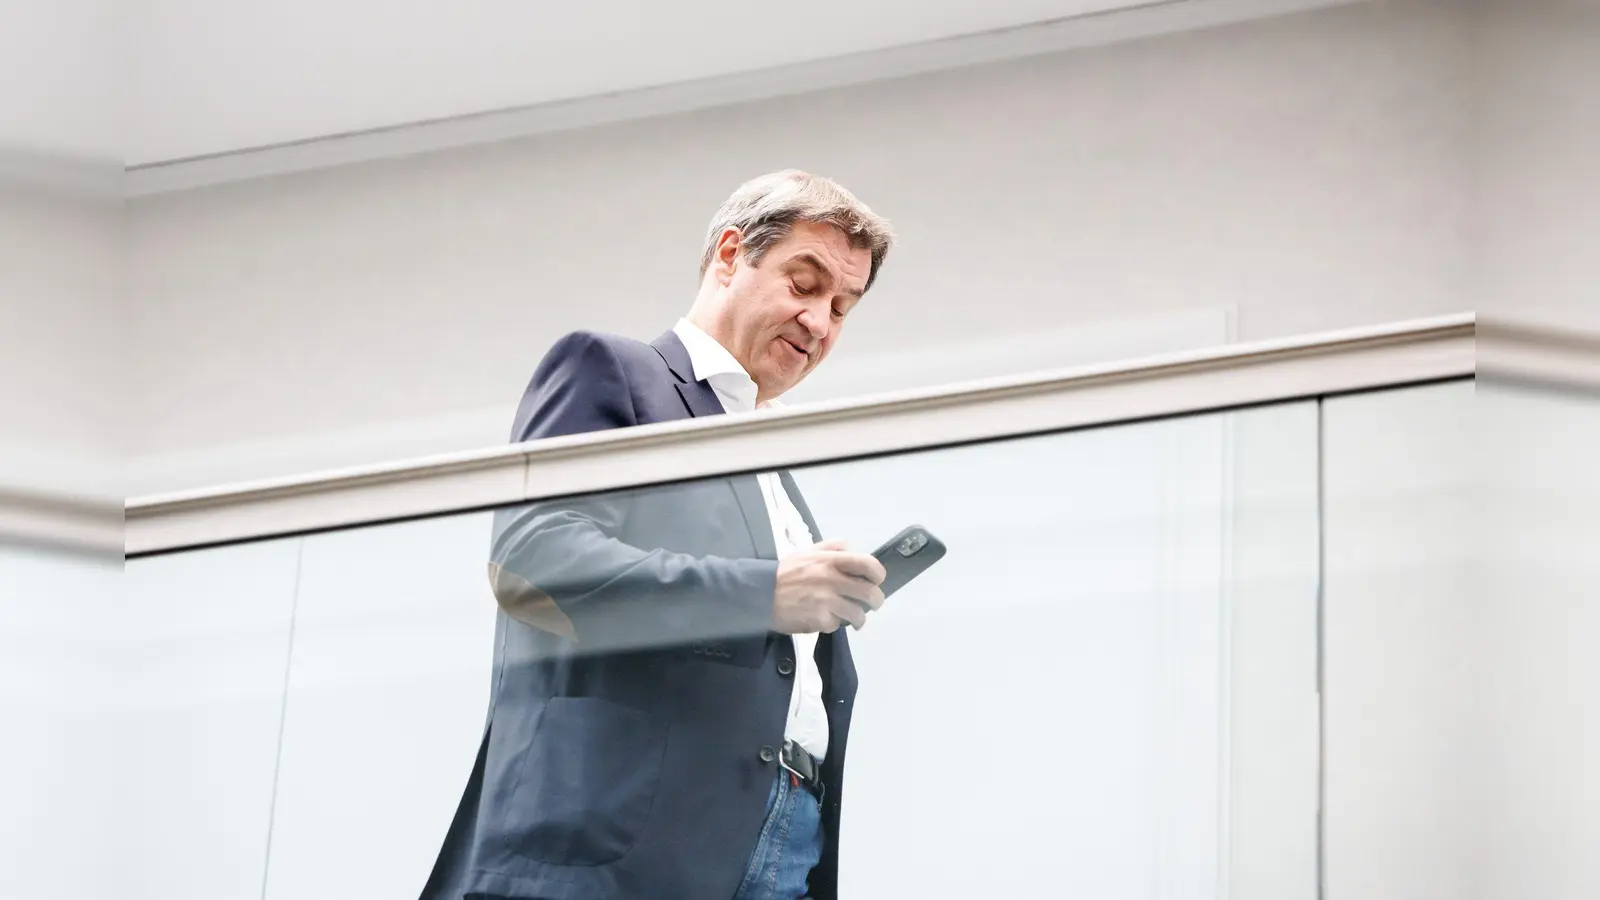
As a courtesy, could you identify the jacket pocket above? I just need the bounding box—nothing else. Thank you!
[498,696,667,866]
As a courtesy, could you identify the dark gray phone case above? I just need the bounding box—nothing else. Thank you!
[871,525,947,597]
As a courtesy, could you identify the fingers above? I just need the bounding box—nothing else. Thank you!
[827,596,867,630]
[794,541,888,633]
[834,577,886,612]
[829,552,887,585]
[809,540,886,586]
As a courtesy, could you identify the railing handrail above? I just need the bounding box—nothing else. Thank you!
[123,313,1478,556]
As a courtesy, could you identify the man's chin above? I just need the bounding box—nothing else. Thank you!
[765,348,808,377]
[756,369,805,402]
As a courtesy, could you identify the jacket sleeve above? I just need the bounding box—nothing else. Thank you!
[486,331,778,654]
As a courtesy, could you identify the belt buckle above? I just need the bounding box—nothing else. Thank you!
[779,742,825,806]
[778,741,807,784]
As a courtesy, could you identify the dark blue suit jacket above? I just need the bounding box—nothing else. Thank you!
[420,329,859,900]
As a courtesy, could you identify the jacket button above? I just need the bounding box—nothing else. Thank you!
[759,745,777,763]
[777,657,796,676]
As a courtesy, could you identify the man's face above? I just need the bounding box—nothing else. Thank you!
[708,220,872,402]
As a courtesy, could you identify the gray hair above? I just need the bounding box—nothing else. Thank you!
[699,169,895,291]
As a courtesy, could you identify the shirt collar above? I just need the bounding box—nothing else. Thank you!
[673,318,759,412]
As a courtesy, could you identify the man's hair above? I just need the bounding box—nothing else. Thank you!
[699,169,895,292]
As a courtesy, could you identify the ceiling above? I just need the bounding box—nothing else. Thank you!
[127,0,1200,165]
[0,1,120,164]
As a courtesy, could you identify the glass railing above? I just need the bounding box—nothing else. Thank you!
[133,398,1338,900]
[21,314,1598,898]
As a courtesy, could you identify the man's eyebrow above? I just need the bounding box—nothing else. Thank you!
[787,253,829,278]
[791,252,864,299]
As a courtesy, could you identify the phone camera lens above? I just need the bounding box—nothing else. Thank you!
[896,532,928,557]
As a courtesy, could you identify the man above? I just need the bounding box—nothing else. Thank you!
[421,170,896,900]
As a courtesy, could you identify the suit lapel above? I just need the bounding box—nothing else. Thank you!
[672,379,725,420]
[653,330,778,561]
[778,471,822,541]
[729,475,777,561]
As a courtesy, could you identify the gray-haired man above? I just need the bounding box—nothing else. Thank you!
[421,171,895,900]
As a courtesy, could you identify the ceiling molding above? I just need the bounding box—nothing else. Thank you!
[124,0,1355,196]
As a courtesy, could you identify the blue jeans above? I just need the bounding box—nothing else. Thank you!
[730,770,824,900]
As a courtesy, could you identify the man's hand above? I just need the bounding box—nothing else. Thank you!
[772,539,888,634]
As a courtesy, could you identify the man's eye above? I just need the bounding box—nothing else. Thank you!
[831,306,846,319]
[791,280,814,296]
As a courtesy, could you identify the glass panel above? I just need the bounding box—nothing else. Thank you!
[1222,399,1324,899]
[140,400,1316,899]
[263,512,498,898]
[107,394,1380,898]
[122,539,302,900]
[798,403,1321,899]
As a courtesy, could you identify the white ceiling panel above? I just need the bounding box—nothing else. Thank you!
[0,0,121,162]
[127,0,1160,164]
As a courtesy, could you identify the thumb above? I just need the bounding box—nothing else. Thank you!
[813,538,851,552]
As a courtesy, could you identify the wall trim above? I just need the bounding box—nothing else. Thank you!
[0,485,122,556]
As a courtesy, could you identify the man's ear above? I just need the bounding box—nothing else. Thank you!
[712,227,743,286]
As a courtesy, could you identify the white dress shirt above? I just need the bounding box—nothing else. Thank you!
[672,319,829,761]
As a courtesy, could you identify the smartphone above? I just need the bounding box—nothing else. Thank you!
[870,525,947,598]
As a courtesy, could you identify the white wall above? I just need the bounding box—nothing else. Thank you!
[126,0,1471,494]
[0,0,123,502]
[1470,0,1600,335]
[1322,379,1598,900]
[1322,381,1477,900]
[1473,383,1600,900]
[0,169,123,501]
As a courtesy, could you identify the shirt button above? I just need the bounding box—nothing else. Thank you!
[759,745,777,764]
[777,657,796,676]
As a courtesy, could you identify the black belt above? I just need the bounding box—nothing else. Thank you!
[779,739,825,802]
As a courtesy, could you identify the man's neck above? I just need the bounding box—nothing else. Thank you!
[683,306,726,345]
[682,304,781,406]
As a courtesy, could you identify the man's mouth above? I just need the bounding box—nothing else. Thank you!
[780,338,810,360]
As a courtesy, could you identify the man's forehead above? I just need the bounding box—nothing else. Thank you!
[786,222,866,258]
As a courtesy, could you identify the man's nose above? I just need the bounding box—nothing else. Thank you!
[796,303,829,341]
